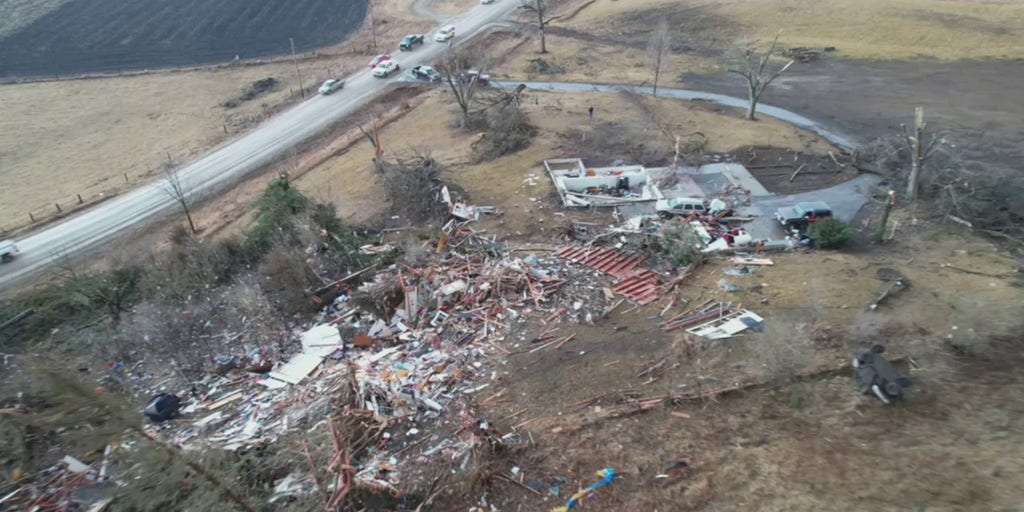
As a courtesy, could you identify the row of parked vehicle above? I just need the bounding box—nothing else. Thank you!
[318,25,461,93]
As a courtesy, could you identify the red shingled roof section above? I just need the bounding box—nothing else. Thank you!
[555,246,662,305]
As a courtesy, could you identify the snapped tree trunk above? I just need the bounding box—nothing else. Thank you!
[904,107,925,201]
[875,190,895,243]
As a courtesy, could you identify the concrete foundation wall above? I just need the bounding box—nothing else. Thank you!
[561,172,648,192]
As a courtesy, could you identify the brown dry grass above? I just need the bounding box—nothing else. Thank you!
[468,219,1024,511]
[569,0,1024,60]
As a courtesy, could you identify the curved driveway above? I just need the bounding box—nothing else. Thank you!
[1,9,871,291]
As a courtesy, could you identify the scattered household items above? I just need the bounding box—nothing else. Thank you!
[731,255,773,266]
[551,467,617,512]
[774,201,834,231]
[852,344,912,404]
[869,269,910,311]
[656,460,690,479]
[546,158,663,207]
[661,299,763,339]
[0,239,18,263]
[718,279,743,292]
[723,266,756,276]
[143,393,182,422]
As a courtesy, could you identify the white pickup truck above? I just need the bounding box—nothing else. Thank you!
[0,239,18,263]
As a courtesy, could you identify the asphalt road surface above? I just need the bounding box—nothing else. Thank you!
[0,0,520,291]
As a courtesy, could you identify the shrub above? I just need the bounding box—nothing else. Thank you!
[809,218,852,249]
[472,105,537,162]
[244,174,308,257]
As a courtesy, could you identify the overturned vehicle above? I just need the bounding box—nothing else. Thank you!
[852,344,912,404]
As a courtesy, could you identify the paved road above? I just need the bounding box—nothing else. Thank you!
[0,0,521,291]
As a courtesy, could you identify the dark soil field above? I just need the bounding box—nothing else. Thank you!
[0,0,368,79]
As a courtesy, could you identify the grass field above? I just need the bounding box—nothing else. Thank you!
[568,0,1024,60]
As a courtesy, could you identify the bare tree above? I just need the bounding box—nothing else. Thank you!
[901,107,946,201]
[359,117,384,171]
[647,20,672,98]
[729,32,794,120]
[520,0,561,54]
[437,51,490,129]
[163,170,196,233]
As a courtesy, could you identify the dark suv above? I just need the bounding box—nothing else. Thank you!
[399,34,425,51]
[774,201,833,231]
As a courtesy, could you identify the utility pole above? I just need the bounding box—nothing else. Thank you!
[290,37,305,98]
[368,0,377,52]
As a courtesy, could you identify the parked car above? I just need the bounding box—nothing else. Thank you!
[410,65,441,82]
[434,25,455,42]
[372,60,401,78]
[399,34,425,51]
[368,54,391,68]
[774,201,833,231]
[655,197,707,216]
[481,0,495,3]
[0,239,19,263]
[318,78,344,95]
[458,69,490,85]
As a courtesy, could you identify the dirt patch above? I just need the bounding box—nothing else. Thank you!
[0,0,368,78]
[728,146,858,195]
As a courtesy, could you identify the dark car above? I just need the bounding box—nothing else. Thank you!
[410,65,441,82]
[399,34,425,51]
[774,201,833,231]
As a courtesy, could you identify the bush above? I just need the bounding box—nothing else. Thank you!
[472,105,537,162]
[809,218,852,249]
[244,175,308,257]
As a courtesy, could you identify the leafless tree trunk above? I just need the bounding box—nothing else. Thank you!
[728,32,794,120]
[647,20,672,98]
[359,117,384,171]
[520,0,561,54]
[163,170,196,233]
[438,51,489,129]
[901,107,944,201]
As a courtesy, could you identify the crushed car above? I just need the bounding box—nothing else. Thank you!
[852,344,912,404]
